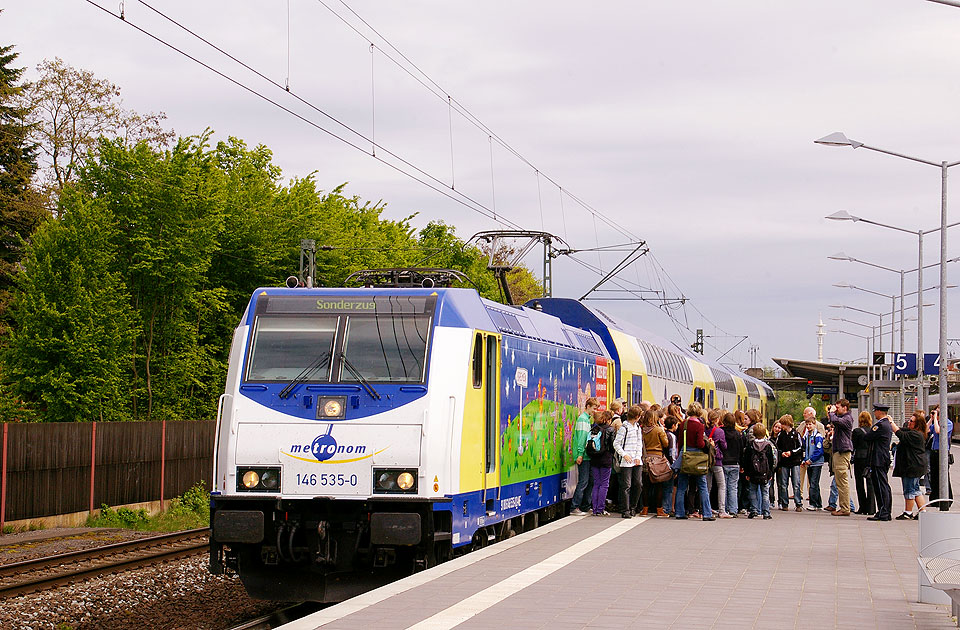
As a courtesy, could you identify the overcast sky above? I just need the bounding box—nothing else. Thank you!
[6,0,960,370]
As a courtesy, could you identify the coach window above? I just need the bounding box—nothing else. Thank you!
[472,333,483,388]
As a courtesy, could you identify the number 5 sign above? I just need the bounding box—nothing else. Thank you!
[893,353,917,375]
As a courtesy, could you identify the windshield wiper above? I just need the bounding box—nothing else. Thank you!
[339,353,382,400]
[279,351,331,399]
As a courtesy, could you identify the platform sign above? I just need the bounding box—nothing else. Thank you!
[806,385,838,396]
[924,353,941,376]
[893,353,918,376]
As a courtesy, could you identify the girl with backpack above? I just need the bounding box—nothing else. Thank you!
[742,423,777,519]
[589,410,616,515]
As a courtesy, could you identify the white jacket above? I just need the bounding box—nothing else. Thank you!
[613,421,643,467]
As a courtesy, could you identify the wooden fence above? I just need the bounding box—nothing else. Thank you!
[0,421,215,526]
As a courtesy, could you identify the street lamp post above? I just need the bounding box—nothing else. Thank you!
[833,282,897,352]
[831,278,956,354]
[826,210,960,380]
[816,132,959,507]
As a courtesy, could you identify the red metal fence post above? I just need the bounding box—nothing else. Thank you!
[89,421,97,513]
[1,423,8,530]
[160,420,166,506]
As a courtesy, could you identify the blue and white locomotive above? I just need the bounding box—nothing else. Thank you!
[209,285,773,602]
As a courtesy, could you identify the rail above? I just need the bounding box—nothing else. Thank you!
[0,527,209,598]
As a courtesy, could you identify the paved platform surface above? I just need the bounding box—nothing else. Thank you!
[283,447,960,630]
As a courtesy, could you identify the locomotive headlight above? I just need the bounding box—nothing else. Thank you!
[260,470,279,489]
[236,466,281,492]
[377,472,397,491]
[373,468,418,493]
[323,399,342,417]
[317,396,346,420]
[242,470,260,489]
[397,472,415,490]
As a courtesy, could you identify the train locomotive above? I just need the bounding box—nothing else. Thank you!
[209,284,774,602]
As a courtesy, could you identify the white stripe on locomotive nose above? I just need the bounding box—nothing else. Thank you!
[406,517,646,630]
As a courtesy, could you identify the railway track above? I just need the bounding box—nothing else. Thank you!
[0,527,209,598]
[226,602,327,630]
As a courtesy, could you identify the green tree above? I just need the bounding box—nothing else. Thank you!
[24,58,174,196]
[0,38,45,326]
[4,189,136,422]
[79,135,226,421]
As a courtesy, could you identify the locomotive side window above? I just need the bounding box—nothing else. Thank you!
[340,315,431,382]
[472,333,483,388]
[246,316,338,382]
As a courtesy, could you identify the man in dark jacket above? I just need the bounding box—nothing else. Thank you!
[863,403,894,521]
[775,415,805,511]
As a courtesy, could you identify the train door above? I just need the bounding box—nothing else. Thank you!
[482,333,500,510]
[708,390,715,408]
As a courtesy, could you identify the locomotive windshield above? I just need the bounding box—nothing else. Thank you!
[244,294,435,384]
[246,316,338,382]
[340,314,430,382]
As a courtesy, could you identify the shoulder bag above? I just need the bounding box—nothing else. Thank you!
[680,419,710,475]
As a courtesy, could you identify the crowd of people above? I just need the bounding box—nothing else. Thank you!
[569,395,955,522]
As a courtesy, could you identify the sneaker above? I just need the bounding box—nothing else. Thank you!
[719,513,734,519]
[702,517,716,521]
[806,506,819,511]
[895,512,913,520]
[570,509,586,516]
[600,510,610,516]
[675,515,688,520]
[763,514,772,520]
[622,511,633,519]
[748,512,757,519]
[738,508,747,515]
[796,506,803,512]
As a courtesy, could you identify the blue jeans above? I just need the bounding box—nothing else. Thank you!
[662,479,676,513]
[723,465,740,515]
[571,458,593,511]
[828,475,855,510]
[778,465,802,508]
[676,473,712,518]
[751,481,771,516]
[806,464,823,508]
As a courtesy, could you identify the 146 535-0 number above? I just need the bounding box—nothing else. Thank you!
[295,473,358,487]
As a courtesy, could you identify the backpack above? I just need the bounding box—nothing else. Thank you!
[750,443,772,482]
[585,426,604,458]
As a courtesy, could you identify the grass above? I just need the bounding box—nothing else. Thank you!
[2,521,46,535]
[85,482,210,532]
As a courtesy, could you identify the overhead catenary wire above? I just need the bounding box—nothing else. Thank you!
[88,0,748,363]
[89,0,524,232]
[307,0,745,352]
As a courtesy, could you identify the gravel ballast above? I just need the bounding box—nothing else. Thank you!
[0,554,288,630]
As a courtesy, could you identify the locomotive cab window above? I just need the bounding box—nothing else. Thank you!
[472,333,483,388]
[340,314,431,383]
[246,316,338,382]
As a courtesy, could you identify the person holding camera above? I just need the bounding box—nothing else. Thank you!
[928,404,954,511]
[827,400,855,517]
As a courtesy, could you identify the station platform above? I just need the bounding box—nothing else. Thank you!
[282,455,960,630]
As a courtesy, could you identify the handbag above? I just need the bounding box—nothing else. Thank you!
[644,453,673,483]
[679,419,710,475]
